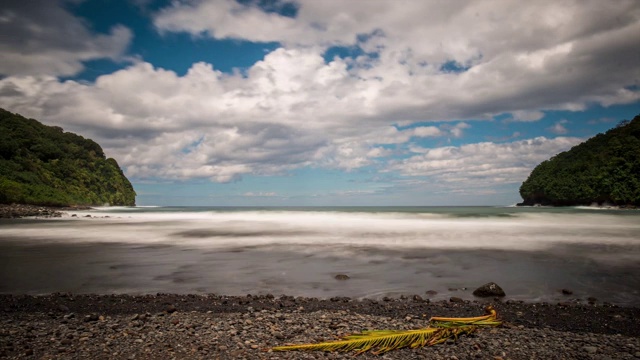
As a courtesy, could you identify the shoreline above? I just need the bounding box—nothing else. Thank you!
[1,294,639,359]
[0,204,95,219]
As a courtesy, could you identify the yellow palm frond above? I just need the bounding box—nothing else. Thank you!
[271,306,501,355]
[430,305,501,328]
[272,326,476,355]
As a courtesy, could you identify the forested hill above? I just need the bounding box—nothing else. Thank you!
[519,114,640,207]
[0,108,136,206]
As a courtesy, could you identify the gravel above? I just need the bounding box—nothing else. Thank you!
[1,294,639,359]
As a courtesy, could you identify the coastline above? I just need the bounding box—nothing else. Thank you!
[1,294,639,359]
[0,204,98,219]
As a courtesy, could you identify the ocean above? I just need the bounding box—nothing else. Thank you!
[1,206,639,306]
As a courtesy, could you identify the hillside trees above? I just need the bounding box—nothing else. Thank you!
[0,108,136,206]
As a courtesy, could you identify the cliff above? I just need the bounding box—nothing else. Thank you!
[518,114,640,206]
[0,108,136,206]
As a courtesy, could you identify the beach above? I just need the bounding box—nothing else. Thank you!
[1,206,639,358]
[1,293,640,359]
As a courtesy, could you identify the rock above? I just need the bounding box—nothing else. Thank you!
[165,305,177,313]
[472,282,506,297]
[334,274,350,280]
[84,314,99,322]
[425,290,438,296]
[561,289,573,295]
[412,295,423,302]
[583,346,598,354]
[450,297,464,303]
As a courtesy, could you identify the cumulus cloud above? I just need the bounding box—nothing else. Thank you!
[0,0,132,77]
[0,0,638,190]
[389,136,583,187]
[153,0,640,116]
[548,120,569,135]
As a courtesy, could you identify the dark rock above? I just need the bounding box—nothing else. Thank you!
[83,314,99,322]
[472,282,506,297]
[561,289,573,295]
[450,297,464,303]
[412,295,423,302]
[425,290,438,296]
[334,274,350,280]
[165,305,177,313]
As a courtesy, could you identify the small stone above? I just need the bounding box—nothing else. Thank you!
[250,345,259,349]
[425,290,438,296]
[218,345,228,351]
[472,282,506,297]
[583,346,597,354]
[84,314,99,322]
[25,349,33,356]
[561,289,573,295]
[165,305,177,313]
[334,274,350,280]
[450,297,464,303]
[412,294,423,302]
[58,305,70,312]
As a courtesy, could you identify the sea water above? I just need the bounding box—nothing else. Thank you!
[0,206,639,306]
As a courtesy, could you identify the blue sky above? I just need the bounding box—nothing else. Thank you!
[1,0,639,206]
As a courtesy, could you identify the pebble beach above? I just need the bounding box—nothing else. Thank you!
[2,293,639,359]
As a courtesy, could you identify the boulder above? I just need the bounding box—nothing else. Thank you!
[334,274,350,280]
[472,282,506,297]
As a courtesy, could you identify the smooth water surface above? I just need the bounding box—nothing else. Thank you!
[1,206,639,305]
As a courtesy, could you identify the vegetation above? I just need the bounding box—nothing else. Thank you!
[519,114,640,206]
[272,306,501,355]
[0,108,136,206]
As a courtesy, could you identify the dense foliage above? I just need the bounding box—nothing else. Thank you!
[0,108,136,206]
[519,114,640,206]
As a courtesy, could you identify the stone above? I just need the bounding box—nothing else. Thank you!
[472,282,506,297]
[425,290,438,296]
[450,297,464,303]
[334,274,350,280]
[561,289,573,295]
[165,305,177,314]
[84,314,99,322]
[583,346,597,354]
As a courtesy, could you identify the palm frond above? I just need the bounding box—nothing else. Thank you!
[272,326,476,355]
[430,305,501,328]
[271,305,501,355]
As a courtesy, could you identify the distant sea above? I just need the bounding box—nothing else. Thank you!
[1,206,639,306]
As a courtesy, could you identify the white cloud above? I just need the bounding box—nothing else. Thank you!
[391,136,583,186]
[243,192,278,197]
[508,110,545,122]
[0,0,638,189]
[0,0,132,76]
[548,120,569,135]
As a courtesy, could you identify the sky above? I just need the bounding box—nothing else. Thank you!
[1,0,639,206]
